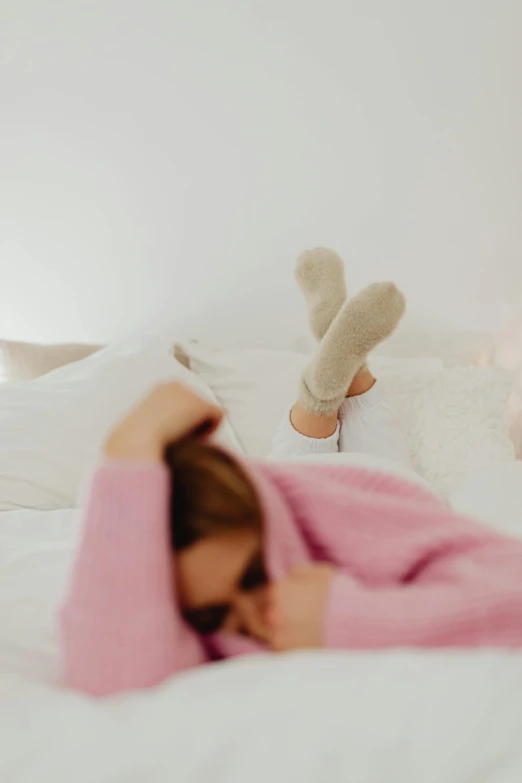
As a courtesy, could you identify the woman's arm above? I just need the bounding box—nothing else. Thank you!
[61,463,207,695]
[325,565,522,649]
[268,551,522,652]
[60,382,223,696]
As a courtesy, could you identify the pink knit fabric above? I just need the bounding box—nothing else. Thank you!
[61,459,522,696]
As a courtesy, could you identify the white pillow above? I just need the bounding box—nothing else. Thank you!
[178,342,515,496]
[175,346,307,458]
[0,339,103,383]
[0,337,241,512]
[378,367,516,496]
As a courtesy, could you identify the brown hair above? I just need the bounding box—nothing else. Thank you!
[164,438,263,552]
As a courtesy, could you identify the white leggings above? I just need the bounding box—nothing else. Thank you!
[268,382,427,486]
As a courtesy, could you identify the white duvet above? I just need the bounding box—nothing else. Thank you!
[2,465,522,783]
[3,648,522,782]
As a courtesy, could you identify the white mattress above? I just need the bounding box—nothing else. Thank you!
[1,466,522,782]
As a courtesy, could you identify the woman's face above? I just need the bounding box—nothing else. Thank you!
[176,530,270,642]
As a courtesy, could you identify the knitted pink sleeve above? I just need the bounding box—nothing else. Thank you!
[325,566,522,649]
[268,462,522,649]
[60,463,207,696]
[318,470,522,649]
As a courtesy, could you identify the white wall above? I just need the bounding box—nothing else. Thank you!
[1,1,521,347]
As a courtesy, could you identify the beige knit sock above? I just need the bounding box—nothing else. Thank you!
[295,248,347,341]
[299,282,406,415]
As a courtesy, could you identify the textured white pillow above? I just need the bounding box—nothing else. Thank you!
[378,367,516,496]
[178,342,515,496]
[0,337,241,512]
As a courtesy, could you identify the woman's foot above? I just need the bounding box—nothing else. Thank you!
[299,282,406,415]
[295,248,347,341]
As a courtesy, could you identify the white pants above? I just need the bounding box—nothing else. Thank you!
[268,382,430,489]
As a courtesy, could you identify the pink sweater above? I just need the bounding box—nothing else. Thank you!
[61,459,522,696]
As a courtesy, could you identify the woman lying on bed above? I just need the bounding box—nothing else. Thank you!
[61,249,522,696]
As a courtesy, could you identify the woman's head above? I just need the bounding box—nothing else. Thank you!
[165,439,270,641]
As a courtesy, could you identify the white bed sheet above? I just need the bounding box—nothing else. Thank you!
[1,467,522,782]
[3,649,522,783]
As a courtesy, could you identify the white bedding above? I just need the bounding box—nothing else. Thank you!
[3,649,522,782]
[1,465,522,782]
[1,338,521,781]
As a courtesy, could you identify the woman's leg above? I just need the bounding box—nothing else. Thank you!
[269,406,340,460]
[298,281,405,418]
[270,248,406,461]
[272,363,411,469]
[269,250,346,460]
[269,370,411,466]
[338,372,413,469]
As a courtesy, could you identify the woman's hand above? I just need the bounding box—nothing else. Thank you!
[267,563,335,652]
[104,382,224,463]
